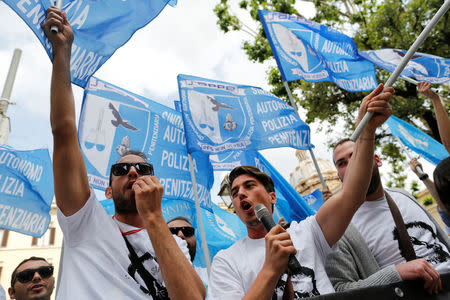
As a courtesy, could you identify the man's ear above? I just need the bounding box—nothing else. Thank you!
[8,287,16,299]
[105,186,113,199]
[269,192,277,205]
[374,154,382,167]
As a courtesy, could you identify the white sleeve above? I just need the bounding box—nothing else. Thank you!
[310,215,335,259]
[57,187,106,246]
[207,251,244,300]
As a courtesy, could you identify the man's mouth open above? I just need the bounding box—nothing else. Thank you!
[241,200,252,213]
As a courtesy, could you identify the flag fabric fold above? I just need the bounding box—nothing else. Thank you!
[386,115,448,165]
[258,9,377,92]
[78,77,213,210]
[0,146,54,237]
[177,74,311,154]
[360,49,450,84]
[3,0,174,87]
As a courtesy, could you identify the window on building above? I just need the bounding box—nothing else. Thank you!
[31,226,55,247]
[0,229,9,247]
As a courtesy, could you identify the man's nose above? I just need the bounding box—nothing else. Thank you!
[31,271,42,282]
[128,166,138,177]
[177,230,185,239]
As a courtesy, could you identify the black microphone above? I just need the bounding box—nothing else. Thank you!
[254,204,302,274]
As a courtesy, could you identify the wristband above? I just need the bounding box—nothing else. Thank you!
[419,173,429,181]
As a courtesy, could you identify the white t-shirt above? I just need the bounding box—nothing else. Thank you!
[208,216,335,299]
[56,189,190,299]
[351,190,450,273]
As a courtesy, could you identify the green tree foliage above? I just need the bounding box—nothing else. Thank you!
[213,0,450,188]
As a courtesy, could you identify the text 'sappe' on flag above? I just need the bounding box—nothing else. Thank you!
[177,74,312,154]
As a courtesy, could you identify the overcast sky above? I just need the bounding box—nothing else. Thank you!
[0,0,435,201]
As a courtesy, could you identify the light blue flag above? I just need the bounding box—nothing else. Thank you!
[2,0,175,87]
[78,77,213,210]
[386,115,449,165]
[302,189,324,213]
[360,49,450,84]
[177,74,311,154]
[258,9,377,92]
[255,152,314,222]
[0,146,54,237]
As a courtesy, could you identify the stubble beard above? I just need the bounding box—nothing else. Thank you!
[367,165,381,196]
[113,189,138,214]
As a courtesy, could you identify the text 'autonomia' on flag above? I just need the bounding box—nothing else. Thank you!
[258,9,377,92]
[3,0,175,87]
[78,77,213,210]
[0,146,54,237]
[177,74,312,154]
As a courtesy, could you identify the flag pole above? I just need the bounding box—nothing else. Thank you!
[400,76,439,94]
[188,153,211,275]
[395,137,424,175]
[0,48,22,144]
[51,0,63,34]
[351,0,450,141]
[283,80,327,190]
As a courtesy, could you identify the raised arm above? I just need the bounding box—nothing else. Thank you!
[418,81,450,154]
[133,176,205,300]
[409,158,443,211]
[316,84,394,246]
[42,7,90,216]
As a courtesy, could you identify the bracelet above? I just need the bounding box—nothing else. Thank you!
[419,173,429,181]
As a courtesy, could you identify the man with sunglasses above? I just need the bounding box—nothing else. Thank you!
[42,7,205,300]
[8,257,54,300]
[167,217,209,288]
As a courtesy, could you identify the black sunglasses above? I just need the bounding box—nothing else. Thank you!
[169,226,195,237]
[15,266,54,284]
[111,162,154,177]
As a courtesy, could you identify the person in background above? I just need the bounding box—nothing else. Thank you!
[417,82,450,154]
[8,257,54,300]
[167,217,209,286]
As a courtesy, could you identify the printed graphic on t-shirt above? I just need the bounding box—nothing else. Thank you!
[273,266,320,299]
[127,251,169,299]
[393,221,450,264]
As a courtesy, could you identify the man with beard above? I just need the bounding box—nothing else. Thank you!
[43,7,205,300]
[325,139,450,294]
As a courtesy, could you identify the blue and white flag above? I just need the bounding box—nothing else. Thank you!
[255,152,314,221]
[302,189,324,213]
[386,115,448,165]
[360,49,450,84]
[0,146,54,237]
[177,74,311,154]
[2,0,175,87]
[258,10,377,92]
[78,77,213,210]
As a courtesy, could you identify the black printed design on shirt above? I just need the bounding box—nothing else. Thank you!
[273,266,320,299]
[393,221,450,264]
[127,251,169,299]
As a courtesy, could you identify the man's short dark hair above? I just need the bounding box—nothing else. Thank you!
[227,165,275,194]
[167,216,192,226]
[332,138,352,164]
[434,156,450,205]
[11,257,49,290]
[108,150,148,186]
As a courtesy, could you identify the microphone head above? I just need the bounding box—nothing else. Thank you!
[254,204,270,221]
